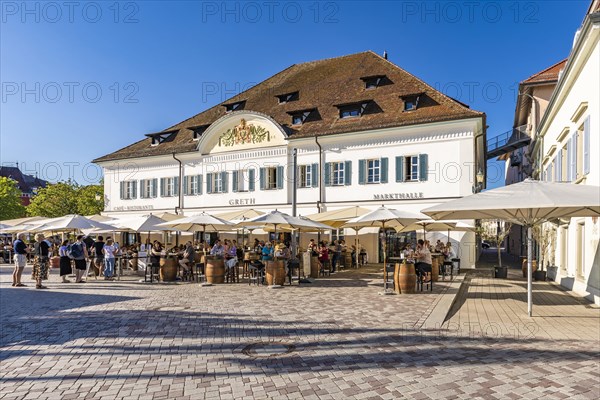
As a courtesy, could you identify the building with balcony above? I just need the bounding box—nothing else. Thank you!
[93,51,486,266]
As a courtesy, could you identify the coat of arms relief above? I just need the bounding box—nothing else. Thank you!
[218,119,271,147]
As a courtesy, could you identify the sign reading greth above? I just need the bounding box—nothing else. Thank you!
[219,119,270,147]
[374,192,424,200]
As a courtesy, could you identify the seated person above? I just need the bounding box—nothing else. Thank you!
[179,241,195,274]
[223,239,237,271]
[261,242,274,261]
[210,239,224,256]
[414,239,432,278]
[318,242,330,270]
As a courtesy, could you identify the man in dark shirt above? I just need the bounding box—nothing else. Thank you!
[92,236,105,277]
[12,232,29,287]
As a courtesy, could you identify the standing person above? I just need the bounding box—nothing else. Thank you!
[58,240,72,283]
[150,241,163,267]
[331,240,342,274]
[32,233,50,289]
[318,241,330,272]
[69,235,89,283]
[12,232,29,287]
[92,236,105,278]
[102,238,118,280]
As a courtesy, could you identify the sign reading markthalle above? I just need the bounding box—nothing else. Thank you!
[218,119,271,147]
[374,192,424,200]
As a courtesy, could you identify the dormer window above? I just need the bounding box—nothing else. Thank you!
[223,100,246,113]
[287,108,316,126]
[400,93,423,112]
[361,75,386,90]
[336,101,371,119]
[276,91,299,104]
[145,130,178,146]
[189,124,209,141]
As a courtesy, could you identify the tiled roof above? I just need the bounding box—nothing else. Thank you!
[521,59,568,85]
[94,51,484,163]
[0,166,48,194]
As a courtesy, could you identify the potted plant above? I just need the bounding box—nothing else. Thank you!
[532,224,556,281]
[477,219,512,279]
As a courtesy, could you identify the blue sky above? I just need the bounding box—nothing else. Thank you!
[0,0,590,188]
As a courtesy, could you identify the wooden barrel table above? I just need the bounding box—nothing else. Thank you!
[343,251,352,269]
[398,262,417,294]
[521,259,538,277]
[431,255,442,282]
[265,259,286,286]
[205,255,225,284]
[310,256,319,278]
[160,257,178,282]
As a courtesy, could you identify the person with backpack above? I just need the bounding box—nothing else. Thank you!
[69,235,89,283]
[32,233,50,289]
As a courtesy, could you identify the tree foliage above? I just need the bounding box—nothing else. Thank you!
[0,177,26,220]
[26,180,105,218]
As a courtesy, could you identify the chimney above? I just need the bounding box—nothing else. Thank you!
[383,50,388,60]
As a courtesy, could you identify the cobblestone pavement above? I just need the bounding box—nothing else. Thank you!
[1,264,599,400]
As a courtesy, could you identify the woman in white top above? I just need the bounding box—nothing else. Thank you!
[102,238,118,280]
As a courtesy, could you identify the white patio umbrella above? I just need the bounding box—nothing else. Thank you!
[398,220,457,240]
[111,214,171,232]
[344,206,427,294]
[156,212,234,242]
[215,208,265,221]
[422,179,600,316]
[33,215,117,233]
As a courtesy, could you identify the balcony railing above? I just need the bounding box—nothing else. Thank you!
[486,125,531,159]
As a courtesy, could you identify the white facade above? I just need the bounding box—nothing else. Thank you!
[97,110,483,267]
[538,12,600,304]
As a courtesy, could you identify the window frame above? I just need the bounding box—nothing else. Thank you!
[123,180,136,200]
[298,165,312,188]
[141,179,156,199]
[366,159,381,184]
[265,167,278,190]
[405,155,420,182]
[331,162,345,186]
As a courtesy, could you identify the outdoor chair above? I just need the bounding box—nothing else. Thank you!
[319,260,331,277]
[416,267,433,292]
[226,261,240,283]
[287,259,301,285]
[248,260,265,286]
[195,262,205,283]
[442,261,454,280]
[144,261,160,283]
[451,258,461,274]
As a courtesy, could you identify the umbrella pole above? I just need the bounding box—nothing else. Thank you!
[383,221,388,292]
[355,228,359,268]
[527,225,533,317]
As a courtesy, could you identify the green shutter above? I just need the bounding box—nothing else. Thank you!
[232,171,239,193]
[160,178,165,197]
[183,176,189,195]
[197,175,202,195]
[259,168,266,190]
[583,117,590,175]
[221,172,228,193]
[311,163,318,187]
[396,156,405,182]
[206,173,212,194]
[120,181,124,199]
[324,163,331,186]
[132,181,137,199]
[344,161,352,186]
[380,158,388,183]
[358,159,366,185]
[277,166,284,189]
[174,177,179,197]
[249,169,255,192]
[419,154,428,181]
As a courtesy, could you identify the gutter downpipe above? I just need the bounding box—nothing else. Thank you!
[315,136,323,243]
[172,153,184,215]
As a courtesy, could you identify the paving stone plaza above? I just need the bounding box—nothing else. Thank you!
[1,261,598,400]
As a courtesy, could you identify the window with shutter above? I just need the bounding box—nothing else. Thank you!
[344,161,352,186]
[277,166,284,189]
[583,117,590,175]
[298,165,312,188]
[366,159,380,183]
[221,172,228,193]
[152,178,158,197]
[358,159,366,185]
[259,168,266,190]
[249,169,255,192]
[120,181,125,200]
[419,154,428,181]
[160,178,166,197]
[396,156,405,182]
[183,176,189,196]
[404,156,420,182]
[232,171,239,193]
[380,158,388,183]
[311,163,318,187]
[324,163,331,186]
[206,173,213,194]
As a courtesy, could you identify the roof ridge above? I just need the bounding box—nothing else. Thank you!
[521,58,568,84]
[294,50,376,66]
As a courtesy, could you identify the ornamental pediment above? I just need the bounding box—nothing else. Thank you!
[197,111,287,155]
